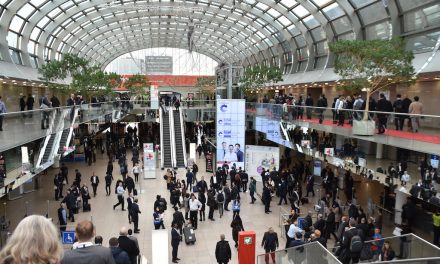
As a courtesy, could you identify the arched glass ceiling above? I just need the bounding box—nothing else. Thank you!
[0,0,439,75]
[105,47,218,75]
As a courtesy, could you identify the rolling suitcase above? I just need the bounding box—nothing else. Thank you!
[183,226,196,245]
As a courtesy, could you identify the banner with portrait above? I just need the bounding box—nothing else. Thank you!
[216,99,246,170]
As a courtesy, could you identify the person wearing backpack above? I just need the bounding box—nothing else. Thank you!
[393,94,406,131]
[340,219,364,264]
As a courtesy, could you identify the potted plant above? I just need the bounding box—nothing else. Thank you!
[329,37,415,135]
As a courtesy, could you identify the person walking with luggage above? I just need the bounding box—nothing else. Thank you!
[90,172,99,197]
[230,213,244,248]
[215,234,232,264]
[113,182,125,211]
[171,223,181,263]
[189,193,202,230]
[261,227,279,264]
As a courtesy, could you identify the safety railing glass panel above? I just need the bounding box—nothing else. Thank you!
[257,241,341,264]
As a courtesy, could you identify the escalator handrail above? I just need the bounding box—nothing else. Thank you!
[159,107,164,169]
[178,108,187,168]
[169,107,177,168]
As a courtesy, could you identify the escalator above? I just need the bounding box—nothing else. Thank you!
[58,128,71,155]
[41,135,55,164]
[173,110,186,168]
[161,110,173,168]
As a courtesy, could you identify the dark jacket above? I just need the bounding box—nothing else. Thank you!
[215,240,232,262]
[261,231,279,250]
[171,228,180,246]
[172,211,185,227]
[118,236,139,264]
[131,203,141,218]
[110,247,131,264]
[230,216,244,242]
[326,212,336,233]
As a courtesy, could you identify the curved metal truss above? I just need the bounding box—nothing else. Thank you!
[0,0,439,73]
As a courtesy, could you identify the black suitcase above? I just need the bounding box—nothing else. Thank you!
[183,227,196,245]
[83,203,91,212]
[133,189,138,196]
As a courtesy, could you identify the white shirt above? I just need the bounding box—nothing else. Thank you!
[189,199,202,211]
[117,186,125,195]
[401,173,410,182]
[133,166,141,174]
[224,151,238,162]
[287,224,303,238]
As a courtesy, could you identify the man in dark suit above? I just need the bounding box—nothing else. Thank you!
[172,206,185,235]
[61,220,115,264]
[90,172,99,197]
[118,227,139,264]
[234,144,244,162]
[171,223,181,263]
[124,175,135,194]
[131,198,141,233]
[58,203,67,233]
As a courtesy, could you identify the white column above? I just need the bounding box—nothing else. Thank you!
[376,143,383,159]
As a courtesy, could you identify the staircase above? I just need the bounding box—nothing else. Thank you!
[41,135,55,164]
[173,110,185,168]
[162,110,173,168]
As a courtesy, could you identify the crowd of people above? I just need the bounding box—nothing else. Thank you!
[260,93,424,133]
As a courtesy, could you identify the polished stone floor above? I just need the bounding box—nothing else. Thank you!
[0,148,433,263]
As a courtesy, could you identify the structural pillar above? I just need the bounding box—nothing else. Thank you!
[376,143,383,159]
[227,64,233,99]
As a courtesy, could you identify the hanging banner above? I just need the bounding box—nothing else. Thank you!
[245,145,279,182]
[216,99,246,170]
[206,153,213,173]
[150,85,159,109]
[143,143,156,179]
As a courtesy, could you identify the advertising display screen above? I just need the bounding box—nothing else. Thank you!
[245,145,279,181]
[313,160,322,176]
[431,155,439,169]
[216,99,246,169]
